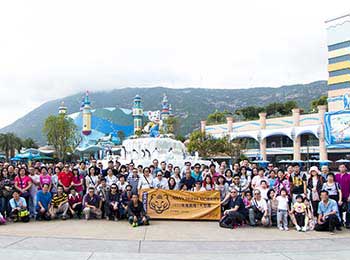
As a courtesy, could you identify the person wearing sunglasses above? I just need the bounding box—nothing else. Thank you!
[249,189,269,227]
[220,188,247,229]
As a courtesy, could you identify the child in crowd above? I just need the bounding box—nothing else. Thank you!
[258,180,269,200]
[276,188,289,231]
[304,198,315,231]
[290,195,307,232]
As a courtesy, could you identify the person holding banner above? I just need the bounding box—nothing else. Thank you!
[128,194,150,227]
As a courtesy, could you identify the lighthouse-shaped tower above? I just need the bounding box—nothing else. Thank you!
[58,101,67,116]
[132,95,143,133]
[82,91,92,136]
[160,94,170,120]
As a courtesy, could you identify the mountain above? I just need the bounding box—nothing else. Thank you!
[0,80,328,144]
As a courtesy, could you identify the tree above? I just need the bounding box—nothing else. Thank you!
[22,138,39,149]
[235,106,264,120]
[163,116,180,135]
[117,130,126,143]
[217,136,247,162]
[0,133,23,159]
[311,96,328,111]
[42,114,78,160]
[187,130,218,157]
[207,110,231,125]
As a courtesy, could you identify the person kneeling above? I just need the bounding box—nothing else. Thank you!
[68,188,83,219]
[128,194,150,227]
[315,190,341,234]
[83,187,102,220]
[9,191,30,223]
[248,189,269,227]
[220,189,247,229]
[36,183,52,221]
[50,185,69,220]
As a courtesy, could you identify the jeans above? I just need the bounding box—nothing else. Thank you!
[277,209,288,228]
[128,215,150,225]
[295,212,306,227]
[248,208,269,226]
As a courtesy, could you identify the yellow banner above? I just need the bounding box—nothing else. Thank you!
[139,189,221,220]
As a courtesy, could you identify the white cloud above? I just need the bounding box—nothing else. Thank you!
[0,0,349,128]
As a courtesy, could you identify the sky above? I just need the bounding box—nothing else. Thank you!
[0,0,349,128]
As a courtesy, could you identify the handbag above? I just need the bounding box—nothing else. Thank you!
[18,209,30,218]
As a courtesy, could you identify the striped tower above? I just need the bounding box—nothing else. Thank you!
[132,95,143,133]
[326,14,350,111]
[82,91,92,136]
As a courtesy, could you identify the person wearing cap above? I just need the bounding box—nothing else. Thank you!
[152,171,169,190]
[307,166,325,217]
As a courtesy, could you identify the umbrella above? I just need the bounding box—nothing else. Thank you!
[291,160,305,163]
[252,160,270,163]
[336,159,350,163]
[33,155,54,161]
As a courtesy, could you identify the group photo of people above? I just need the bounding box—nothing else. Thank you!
[0,158,348,233]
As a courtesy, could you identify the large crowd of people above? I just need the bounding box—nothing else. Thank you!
[0,158,348,233]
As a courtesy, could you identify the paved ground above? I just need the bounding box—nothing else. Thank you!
[1,220,350,259]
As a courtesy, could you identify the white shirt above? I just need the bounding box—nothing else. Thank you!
[152,178,169,190]
[105,175,118,187]
[138,175,153,190]
[253,198,268,212]
[276,196,289,210]
[117,181,129,192]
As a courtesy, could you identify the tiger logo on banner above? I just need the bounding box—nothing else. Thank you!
[140,189,221,220]
[149,193,170,214]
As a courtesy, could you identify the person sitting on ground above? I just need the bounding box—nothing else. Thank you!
[120,184,133,219]
[36,183,52,221]
[315,190,342,234]
[50,185,69,220]
[249,189,269,227]
[68,187,83,219]
[304,198,315,231]
[220,188,247,228]
[106,184,121,221]
[9,190,30,222]
[128,193,150,227]
[276,188,289,231]
[290,195,307,232]
[83,187,102,220]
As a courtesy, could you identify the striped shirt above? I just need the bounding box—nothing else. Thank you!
[51,193,68,208]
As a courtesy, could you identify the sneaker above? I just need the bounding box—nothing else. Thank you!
[336,226,342,231]
[132,222,137,227]
[61,215,67,220]
[279,227,284,231]
[284,227,289,231]
[296,225,301,231]
[301,226,307,232]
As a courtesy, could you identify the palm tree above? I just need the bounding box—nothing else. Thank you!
[0,133,23,159]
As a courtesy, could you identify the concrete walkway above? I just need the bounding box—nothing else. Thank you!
[1,220,350,259]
